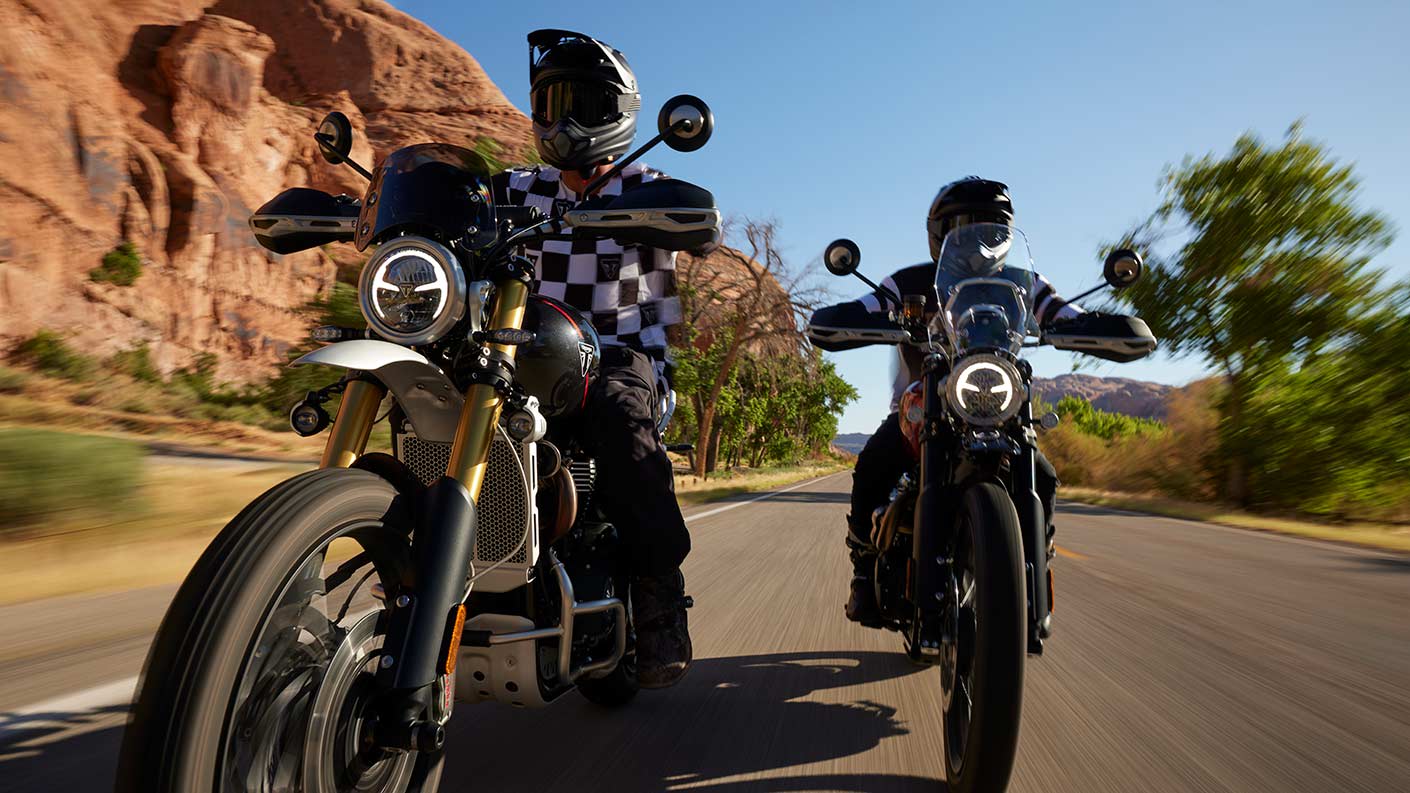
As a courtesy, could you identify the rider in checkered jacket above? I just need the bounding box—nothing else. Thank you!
[489,30,693,689]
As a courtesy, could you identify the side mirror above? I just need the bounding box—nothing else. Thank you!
[658,95,714,153]
[1103,248,1143,289]
[824,238,862,276]
[565,178,721,252]
[315,111,354,165]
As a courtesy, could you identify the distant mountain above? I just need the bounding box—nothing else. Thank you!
[832,375,1174,452]
[832,433,872,454]
[1032,374,1174,420]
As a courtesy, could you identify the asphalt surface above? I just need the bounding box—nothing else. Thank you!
[2,472,1408,792]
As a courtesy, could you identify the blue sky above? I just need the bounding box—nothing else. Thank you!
[393,0,1410,433]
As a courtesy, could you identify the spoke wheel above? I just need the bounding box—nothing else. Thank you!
[221,523,413,793]
[116,468,445,793]
[942,520,978,775]
[936,482,1027,793]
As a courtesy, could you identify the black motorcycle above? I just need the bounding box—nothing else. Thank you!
[807,227,1156,793]
[115,95,718,792]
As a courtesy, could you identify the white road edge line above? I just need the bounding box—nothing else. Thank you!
[0,674,138,744]
[0,471,849,735]
[683,471,845,524]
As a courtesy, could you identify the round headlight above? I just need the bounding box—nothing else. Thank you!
[944,353,1024,427]
[358,236,466,345]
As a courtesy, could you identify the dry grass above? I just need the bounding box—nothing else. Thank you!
[0,461,311,604]
[674,462,847,506]
[0,457,844,605]
[1062,486,1410,553]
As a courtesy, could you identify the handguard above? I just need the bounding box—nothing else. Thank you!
[807,302,911,351]
[1044,312,1157,362]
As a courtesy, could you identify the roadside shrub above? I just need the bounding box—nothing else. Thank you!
[0,366,29,394]
[11,330,96,380]
[0,428,146,532]
[90,241,143,286]
[107,342,162,383]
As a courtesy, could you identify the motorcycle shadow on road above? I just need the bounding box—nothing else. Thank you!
[0,652,944,793]
[0,705,128,792]
[443,649,946,793]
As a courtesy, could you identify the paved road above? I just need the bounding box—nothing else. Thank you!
[3,473,1408,792]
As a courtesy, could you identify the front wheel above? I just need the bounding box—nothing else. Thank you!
[115,468,446,793]
[940,482,1026,793]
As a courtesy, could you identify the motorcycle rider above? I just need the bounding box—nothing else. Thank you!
[489,30,692,687]
[808,177,1073,624]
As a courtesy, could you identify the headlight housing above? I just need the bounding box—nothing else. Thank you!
[944,353,1024,427]
[358,236,466,345]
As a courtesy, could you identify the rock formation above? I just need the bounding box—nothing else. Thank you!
[0,0,531,379]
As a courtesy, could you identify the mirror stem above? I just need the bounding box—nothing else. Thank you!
[1068,282,1110,305]
[852,271,903,311]
[316,137,374,182]
[581,119,690,197]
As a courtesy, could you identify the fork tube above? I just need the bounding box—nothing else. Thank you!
[445,279,530,499]
[319,378,385,468]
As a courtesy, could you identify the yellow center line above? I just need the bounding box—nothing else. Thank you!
[1055,545,1089,561]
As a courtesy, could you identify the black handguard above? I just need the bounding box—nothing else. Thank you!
[1044,312,1157,362]
[806,302,910,351]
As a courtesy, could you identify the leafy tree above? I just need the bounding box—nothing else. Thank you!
[1117,124,1394,504]
[674,219,827,476]
[1051,395,1163,441]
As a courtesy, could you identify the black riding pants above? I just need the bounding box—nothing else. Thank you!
[848,412,1058,551]
[580,347,691,577]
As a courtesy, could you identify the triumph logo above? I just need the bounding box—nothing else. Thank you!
[552,198,575,219]
[954,360,1014,413]
[371,250,448,322]
[639,301,659,327]
[578,342,595,378]
[598,254,622,281]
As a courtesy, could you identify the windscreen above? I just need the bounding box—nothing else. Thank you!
[933,224,1039,353]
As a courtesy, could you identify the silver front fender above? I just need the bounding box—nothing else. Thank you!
[294,340,464,443]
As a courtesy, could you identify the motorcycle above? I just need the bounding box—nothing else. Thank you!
[115,94,720,792]
[807,226,1156,792]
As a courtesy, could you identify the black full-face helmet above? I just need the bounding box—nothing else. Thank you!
[926,176,1015,261]
[528,29,641,172]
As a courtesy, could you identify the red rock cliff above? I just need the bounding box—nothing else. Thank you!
[0,0,531,379]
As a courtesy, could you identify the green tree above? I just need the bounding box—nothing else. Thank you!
[1118,124,1394,504]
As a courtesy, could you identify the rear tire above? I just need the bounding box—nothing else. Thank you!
[942,482,1026,793]
[115,468,444,793]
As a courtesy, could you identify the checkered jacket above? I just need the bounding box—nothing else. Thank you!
[490,163,681,381]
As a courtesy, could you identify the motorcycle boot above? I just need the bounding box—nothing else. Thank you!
[632,569,693,688]
[844,517,882,626]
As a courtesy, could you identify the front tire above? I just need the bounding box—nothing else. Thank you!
[115,468,444,793]
[941,482,1026,793]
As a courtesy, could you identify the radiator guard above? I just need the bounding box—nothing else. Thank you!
[393,420,539,592]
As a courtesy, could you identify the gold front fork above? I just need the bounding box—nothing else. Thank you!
[319,378,386,469]
[446,279,530,501]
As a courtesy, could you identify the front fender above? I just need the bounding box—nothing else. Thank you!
[295,340,464,443]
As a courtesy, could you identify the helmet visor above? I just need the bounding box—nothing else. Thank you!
[533,79,624,127]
